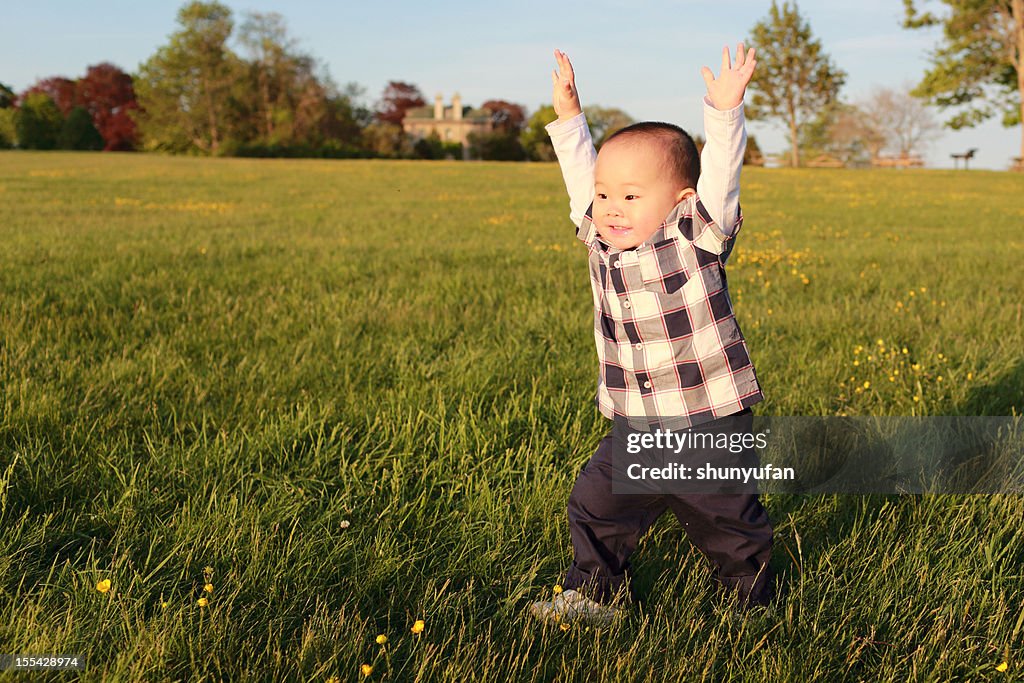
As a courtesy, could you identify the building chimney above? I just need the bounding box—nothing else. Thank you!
[452,92,462,121]
[434,93,443,120]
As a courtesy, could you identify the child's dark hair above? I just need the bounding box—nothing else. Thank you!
[603,122,701,189]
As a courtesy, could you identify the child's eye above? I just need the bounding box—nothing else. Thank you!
[625,195,637,200]
[596,193,607,200]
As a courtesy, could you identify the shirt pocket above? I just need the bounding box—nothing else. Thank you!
[637,238,689,295]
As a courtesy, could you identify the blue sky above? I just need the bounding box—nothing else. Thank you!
[4,0,1020,170]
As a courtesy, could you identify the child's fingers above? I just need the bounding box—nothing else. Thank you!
[559,51,576,82]
[721,46,731,74]
[735,42,745,68]
[701,66,715,89]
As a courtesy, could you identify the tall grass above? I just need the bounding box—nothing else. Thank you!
[1,152,1022,681]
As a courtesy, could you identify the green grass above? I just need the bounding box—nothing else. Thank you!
[1,152,1023,681]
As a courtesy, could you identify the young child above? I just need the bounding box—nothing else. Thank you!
[530,45,775,626]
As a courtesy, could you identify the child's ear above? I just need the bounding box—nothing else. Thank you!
[677,187,696,202]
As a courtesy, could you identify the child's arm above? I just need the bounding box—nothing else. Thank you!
[544,50,596,226]
[696,44,757,238]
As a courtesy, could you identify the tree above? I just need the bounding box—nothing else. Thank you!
[746,1,846,167]
[744,135,764,165]
[0,82,14,148]
[1,82,18,108]
[134,1,241,153]
[796,101,874,165]
[237,10,335,147]
[323,82,372,150]
[476,100,527,159]
[238,11,295,142]
[14,92,63,149]
[467,130,526,160]
[860,85,940,158]
[77,63,139,150]
[362,121,412,157]
[375,81,425,125]
[902,0,1023,161]
[481,100,526,133]
[58,106,104,150]
[520,105,558,161]
[586,106,634,146]
[22,77,77,115]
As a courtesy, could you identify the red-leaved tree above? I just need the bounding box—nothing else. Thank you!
[22,77,77,115]
[480,100,526,133]
[76,63,139,151]
[375,81,425,125]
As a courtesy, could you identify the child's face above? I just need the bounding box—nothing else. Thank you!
[593,137,693,250]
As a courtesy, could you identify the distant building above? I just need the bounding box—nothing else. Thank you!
[402,93,492,158]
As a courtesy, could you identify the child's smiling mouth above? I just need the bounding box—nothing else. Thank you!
[605,224,633,235]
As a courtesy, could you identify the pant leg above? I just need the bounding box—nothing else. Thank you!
[563,434,668,602]
[665,492,775,605]
[663,409,775,606]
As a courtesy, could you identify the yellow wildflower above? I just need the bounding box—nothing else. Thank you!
[863,381,870,389]
[996,662,1008,672]
[204,583,213,593]
[96,579,111,593]
[197,597,208,607]
[560,623,571,631]
[967,372,973,381]
[553,584,563,595]
[361,664,373,676]
[376,634,387,645]
[913,396,920,402]
[411,619,425,634]
[327,677,340,683]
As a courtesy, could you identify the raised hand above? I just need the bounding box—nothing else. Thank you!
[551,49,582,121]
[701,43,757,111]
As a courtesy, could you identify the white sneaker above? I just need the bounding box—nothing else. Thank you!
[529,589,623,627]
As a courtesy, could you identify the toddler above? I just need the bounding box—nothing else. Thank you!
[530,45,775,626]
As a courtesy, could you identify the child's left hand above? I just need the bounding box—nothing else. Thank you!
[701,43,756,111]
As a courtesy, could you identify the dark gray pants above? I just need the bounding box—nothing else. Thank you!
[562,409,775,606]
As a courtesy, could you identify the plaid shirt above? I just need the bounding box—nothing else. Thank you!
[577,195,763,429]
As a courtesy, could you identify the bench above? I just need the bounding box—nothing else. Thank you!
[872,154,925,168]
[806,154,845,168]
[951,148,978,170]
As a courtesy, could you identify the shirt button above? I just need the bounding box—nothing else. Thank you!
[634,343,643,350]
[613,260,621,268]
[643,381,652,389]
[622,300,630,309]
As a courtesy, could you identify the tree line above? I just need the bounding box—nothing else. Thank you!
[1,0,1020,166]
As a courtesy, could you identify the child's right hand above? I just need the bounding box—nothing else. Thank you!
[551,49,583,121]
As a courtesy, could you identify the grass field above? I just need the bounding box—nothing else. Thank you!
[1,152,1023,681]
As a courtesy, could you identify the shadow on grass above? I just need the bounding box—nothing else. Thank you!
[956,359,1024,416]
